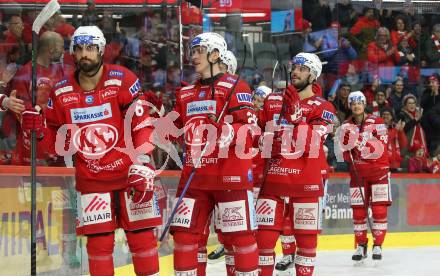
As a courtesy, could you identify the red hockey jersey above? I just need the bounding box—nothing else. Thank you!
[173,73,256,190]
[9,62,73,164]
[258,88,324,197]
[342,114,390,177]
[300,94,336,181]
[44,64,154,193]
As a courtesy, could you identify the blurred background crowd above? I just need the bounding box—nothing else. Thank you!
[0,0,440,174]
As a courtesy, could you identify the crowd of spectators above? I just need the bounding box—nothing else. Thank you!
[1,0,440,174]
[299,0,440,173]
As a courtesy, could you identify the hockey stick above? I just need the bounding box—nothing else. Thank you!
[271,60,279,92]
[348,151,374,245]
[260,64,289,186]
[30,1,60,275]
[160,44,247,241]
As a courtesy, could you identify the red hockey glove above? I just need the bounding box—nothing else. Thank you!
[127,163,156,203]
[283,86,302,124]
[22,106,44,132]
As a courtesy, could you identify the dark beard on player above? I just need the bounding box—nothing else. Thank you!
[292,78,309,92]
[78,58,102,75]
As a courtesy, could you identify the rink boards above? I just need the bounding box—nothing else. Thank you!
[0,167,440,275]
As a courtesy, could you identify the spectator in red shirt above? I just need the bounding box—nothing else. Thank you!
[349,7,380,58]
[381,107,408,172]
[390,16,416,48]
[367,27,400,68]
[429,149,440,174]
[408,143,430,173]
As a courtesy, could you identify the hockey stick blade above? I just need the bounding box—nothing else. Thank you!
[32,0,60,34]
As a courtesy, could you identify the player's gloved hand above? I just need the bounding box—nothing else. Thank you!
[22,106,44,138]
[207,114,234,148]
[127,162,156,203]
[283,86,302,124]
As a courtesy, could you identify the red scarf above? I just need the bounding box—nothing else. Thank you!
[432,35,440,53]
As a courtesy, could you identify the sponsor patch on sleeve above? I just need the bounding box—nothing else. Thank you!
[236,92,252,103]
[108,70,124,77]
[129,79,141,95]
[321,110,335,122]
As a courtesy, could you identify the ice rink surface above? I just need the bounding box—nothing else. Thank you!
[206,247,440,276]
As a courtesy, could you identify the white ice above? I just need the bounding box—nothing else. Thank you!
[206,247,440,276]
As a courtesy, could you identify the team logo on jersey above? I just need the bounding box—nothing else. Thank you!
[236,93,252,103]
[80,193,112,225]
[108,70,124,77]
[129,79,141,95]
[71,103,112,123]
[186,100,216,116]
[85,95,94,104]
[73,123,118,156]
[199,91,205,98]
[47,98,53,109]
[321,110,334,121]
[61,93,80,105]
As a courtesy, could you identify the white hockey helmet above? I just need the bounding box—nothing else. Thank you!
[253,85,272,99]
[222,50,237,74]
[348,91,366,106]
[70,26,106,55]
[291,52,322,80]
[190,32,227,61]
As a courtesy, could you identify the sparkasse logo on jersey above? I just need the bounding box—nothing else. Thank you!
[71,103,112,123]
[186,100,216,116]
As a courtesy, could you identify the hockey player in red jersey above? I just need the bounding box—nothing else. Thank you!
[340,91,391,263]
[21,26,161,276]
[7,31,73,165]
[202,50,239,271]
[256,52,333,276]
[169,32,259,276]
